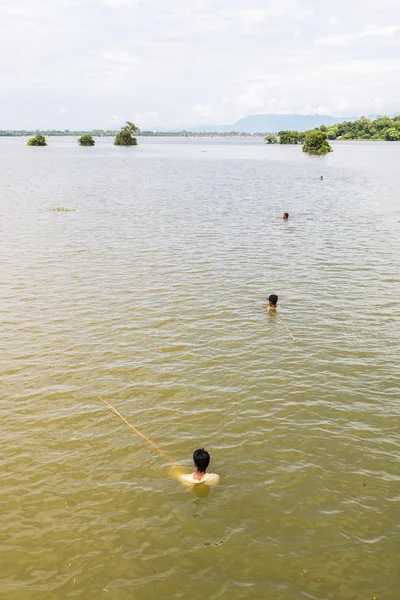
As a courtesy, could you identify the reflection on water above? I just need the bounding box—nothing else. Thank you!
[1,137,400,599]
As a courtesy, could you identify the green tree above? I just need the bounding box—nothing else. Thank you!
[264,134,277,144]
[126,121,140,133]
[327,128,337,140]
[303,130,333,155]
[364,121,377,136]
[335,121,352,136]
[114,121,140,146]
[27,134,47,146]
[115,130,138,146]
[298,131,306,143]
[384,128,400,141]
[278,130,300,144]
[78,133,95,146]
[374,116,392,131]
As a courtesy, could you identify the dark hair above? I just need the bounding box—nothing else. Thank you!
[193,448,210,472]
[268,294,278,305]
[283,212,289,218]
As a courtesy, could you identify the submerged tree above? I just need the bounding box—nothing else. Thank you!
[264,135,278,144]
[303,130,333,155]
[278,130,302,144]
[78,133,95,146]
[114,121,140,146]
[27,135,47,146]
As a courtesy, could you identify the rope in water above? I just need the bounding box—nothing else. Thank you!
[272,312,296,343]
[261,305,296,342]
[98,396,173,463]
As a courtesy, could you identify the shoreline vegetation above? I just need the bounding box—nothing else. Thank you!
[3,115,400,141]
[265,115,400,144]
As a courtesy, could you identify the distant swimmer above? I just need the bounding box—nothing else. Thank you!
[276,213,289,220]
[261,294,295,341]
[320,175,324,180]
[261,293,278,311]
[179,448,219,486]
[268,293,278,310]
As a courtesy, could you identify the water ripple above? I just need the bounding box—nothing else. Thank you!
[1,137,399,599]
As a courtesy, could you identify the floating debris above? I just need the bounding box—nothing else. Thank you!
[49,207,76,212]
[204,536,229,547]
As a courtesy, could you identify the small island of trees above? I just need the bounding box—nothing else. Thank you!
[114,121,140,146]
[265,129,332,154]
[303,130,333,155]
[23,120,142,147]
[78,134,95,146]
[27,135,47,146]
[278,131,306,144]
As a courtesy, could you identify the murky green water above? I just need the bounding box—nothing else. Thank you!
[1,137,399,599]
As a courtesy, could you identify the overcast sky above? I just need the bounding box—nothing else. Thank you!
[1,0,400,129]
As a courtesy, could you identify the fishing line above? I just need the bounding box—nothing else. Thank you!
[98,396,173,463]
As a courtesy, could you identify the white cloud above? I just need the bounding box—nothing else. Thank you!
[314,34,351,47]
[359,25,400,37]
[110,115,125,125]
[98,0,147,6]
[192,103,214,118]
[0,0,400,128]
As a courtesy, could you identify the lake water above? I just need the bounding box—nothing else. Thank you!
[1,137,399,600]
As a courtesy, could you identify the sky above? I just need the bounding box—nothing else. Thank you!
[1,0,400,129]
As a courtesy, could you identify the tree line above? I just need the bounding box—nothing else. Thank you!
[1,129,264,138]
[265,115,400,146]
[324,115,400,141]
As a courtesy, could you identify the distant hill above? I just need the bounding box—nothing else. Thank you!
[196,114,356,133]
[231,114,353,133]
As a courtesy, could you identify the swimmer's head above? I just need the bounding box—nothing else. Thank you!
[193,448,210,473]
[283,212,289,220]
[268,294,278,308]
